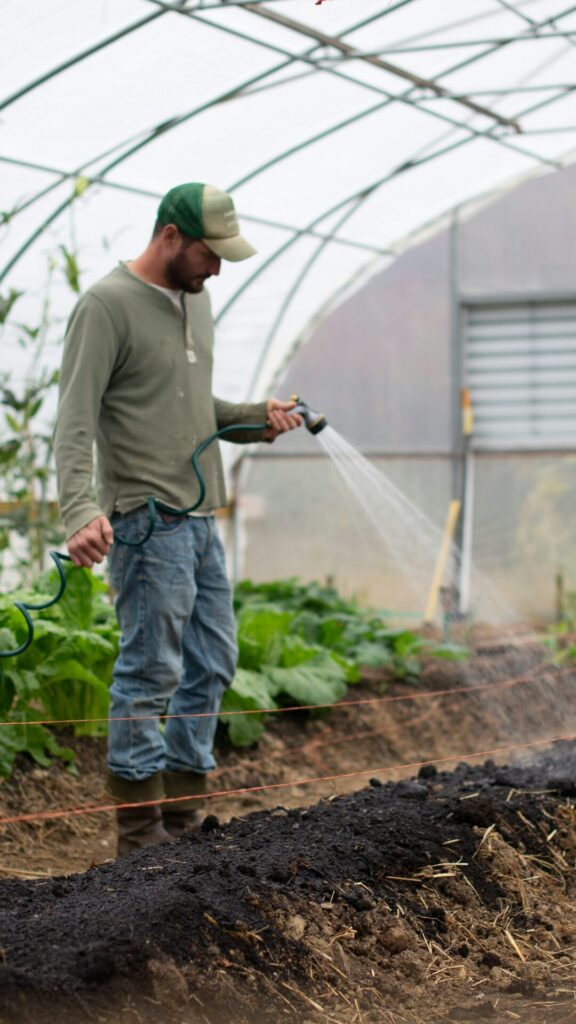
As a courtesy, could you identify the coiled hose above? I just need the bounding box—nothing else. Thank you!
[0,422,265,658]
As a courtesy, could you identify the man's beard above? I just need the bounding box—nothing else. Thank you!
[165,249,205,293]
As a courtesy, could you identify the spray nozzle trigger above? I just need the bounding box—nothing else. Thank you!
[289,395,327,435]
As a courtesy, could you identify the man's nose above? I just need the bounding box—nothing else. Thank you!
[211,257,221,276]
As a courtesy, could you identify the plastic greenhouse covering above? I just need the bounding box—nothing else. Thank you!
[3,0,576,408]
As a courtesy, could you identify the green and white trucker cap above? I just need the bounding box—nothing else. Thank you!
[157,183,256,262]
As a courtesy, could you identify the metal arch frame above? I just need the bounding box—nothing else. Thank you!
[376,0,553,49]
[520,126,576,133]
[412,2,576,83]
[129,0,568,181]
[496,85,576,125]
[332,31,576,56]
[225,144,576,403]
[1,0,575,300]
[0,2,419,282]
[215,71,576,402]
[0,1,408,222]
[148,0,576,171]
[0,0,566,202]
[493,0,576,47]
[493,0,536,23]
[230,72,576,405]
[1,0,571,152]
[207,0,576,330]
[0,60,301,285]
[19,0,573,214]
[426,84,576,96]
[240,132,491,403]
[212,0,576,326]
[229,86,573,193]
[0,8,166,114]
[241,1,576,114]
[225,69,566,202]
[342,5,576,163]
[1,76,570,242]
[2,3,573,396]
[0,130,163,225]
[0,0,309,114]
[0,154,388,256]
[1,0,570,285]
[194,0,522,129]
[227,95,397,191]
[1,6,575,447]
[228,8,573,191]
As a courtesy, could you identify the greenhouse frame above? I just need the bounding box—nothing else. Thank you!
[3,0,576,621]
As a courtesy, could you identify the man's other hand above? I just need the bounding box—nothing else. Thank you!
[263,398,303,441]
[67,515,114,568]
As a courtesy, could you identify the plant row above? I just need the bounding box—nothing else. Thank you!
[0,571,467,776]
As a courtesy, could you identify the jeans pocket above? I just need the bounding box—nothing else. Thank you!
[111,507,152,546]
[154,511,188,535]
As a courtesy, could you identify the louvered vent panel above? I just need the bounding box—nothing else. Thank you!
[464,302,576,448]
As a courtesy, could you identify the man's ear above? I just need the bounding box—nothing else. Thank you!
[161,224,181,248]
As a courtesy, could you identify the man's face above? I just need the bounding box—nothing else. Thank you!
[165,236,221,293]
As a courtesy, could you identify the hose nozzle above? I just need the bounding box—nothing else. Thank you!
[290,395,327,435]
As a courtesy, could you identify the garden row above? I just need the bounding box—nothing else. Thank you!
[0,569,466,776]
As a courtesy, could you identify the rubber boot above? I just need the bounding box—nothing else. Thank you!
[162,770,207,838]
[106,772,177,856]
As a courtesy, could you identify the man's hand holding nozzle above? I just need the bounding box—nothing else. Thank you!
[263,397,303,441]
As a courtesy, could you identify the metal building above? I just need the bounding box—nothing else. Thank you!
[238,162,576,621]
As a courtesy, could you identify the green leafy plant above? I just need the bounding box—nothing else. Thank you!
[221,579,468,747]
[0,245,82,586]
[0,289,23,325]
[58,245,82,294]
[0,565,119,776]
[0,368,63,579]
[221,597,355,747]
[545,619,576,665]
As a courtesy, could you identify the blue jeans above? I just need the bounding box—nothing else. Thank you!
[107,507,237,782]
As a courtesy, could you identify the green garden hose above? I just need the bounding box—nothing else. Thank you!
[0,422,265,658]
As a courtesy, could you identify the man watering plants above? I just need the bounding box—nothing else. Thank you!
[54,183,302,855]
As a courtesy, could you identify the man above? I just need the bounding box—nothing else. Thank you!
[54,182,302,855]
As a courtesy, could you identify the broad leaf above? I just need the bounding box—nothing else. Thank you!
[220,669,276,746]
[237,604,295,669]
[268,655,348,705]
[353,641,394,668]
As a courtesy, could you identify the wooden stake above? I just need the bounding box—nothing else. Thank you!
[424,499,461,623]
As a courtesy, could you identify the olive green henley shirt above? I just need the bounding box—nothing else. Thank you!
[54,263,268,539]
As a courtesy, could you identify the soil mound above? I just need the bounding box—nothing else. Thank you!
[0,744,575,1024]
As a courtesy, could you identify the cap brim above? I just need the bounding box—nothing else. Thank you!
[204,234,257,262]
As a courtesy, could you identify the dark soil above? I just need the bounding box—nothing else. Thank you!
[0,744,575,1024]
[0,648,575,1023]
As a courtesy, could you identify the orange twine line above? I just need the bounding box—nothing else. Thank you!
[0,731,573,827]
[212,706,446,777]
[0,666,565,729]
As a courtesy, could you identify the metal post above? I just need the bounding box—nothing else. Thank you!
[457,391,475,616]
[449,206,462,506]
